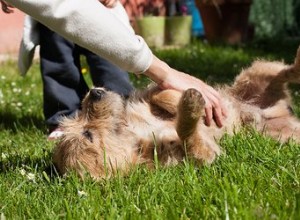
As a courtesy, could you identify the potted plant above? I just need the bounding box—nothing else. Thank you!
[165,0,193,46]
[133,0,166,48]
[195,0,253,44]
[121,0,193,47]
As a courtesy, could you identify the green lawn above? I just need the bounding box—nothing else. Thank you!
[0,40,299,219]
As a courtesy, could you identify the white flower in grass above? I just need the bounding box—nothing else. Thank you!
[1,153,8,160]
[11,82,16,87]
[1,212,6,220]
[77,190,88,197]
[25,91,30,96]
[1,75,6,80]
[17,102,23,107]
[0,90,3,99]
[26,172,36,182]
[19,168,26,176]
[12,88,21,93]
[19,169,36,182]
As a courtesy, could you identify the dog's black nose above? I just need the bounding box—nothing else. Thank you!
[90,88,105,100]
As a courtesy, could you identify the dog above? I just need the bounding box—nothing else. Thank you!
[53,47,300,179]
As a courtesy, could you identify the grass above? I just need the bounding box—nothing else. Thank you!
[1,40,300,219]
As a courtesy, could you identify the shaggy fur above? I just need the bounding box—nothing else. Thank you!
[53,47,300,179]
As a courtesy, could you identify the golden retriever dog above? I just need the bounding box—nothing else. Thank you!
[53,47,300,179]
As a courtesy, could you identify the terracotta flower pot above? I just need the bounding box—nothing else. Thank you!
[195,0,252,44]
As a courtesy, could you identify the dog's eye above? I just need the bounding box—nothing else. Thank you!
[288,105,294,114]
[82,130,93,143]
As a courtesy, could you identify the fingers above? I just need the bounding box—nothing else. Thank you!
[204,105,213,127]
[204,97,224,128]
[202,85,226,128]
[99,0,117,8]
[212,104,224,128]
[1,0,14,13]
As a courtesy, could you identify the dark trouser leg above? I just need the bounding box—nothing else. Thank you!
[81,47,134,97]
[39,24,89,128]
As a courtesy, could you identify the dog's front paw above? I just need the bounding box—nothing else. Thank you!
[177,89,206,141]
[180,88,205,119]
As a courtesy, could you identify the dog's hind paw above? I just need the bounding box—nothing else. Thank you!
[188,144,217,165]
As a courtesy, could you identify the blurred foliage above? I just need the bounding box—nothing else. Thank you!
[294,0,300,32]
[249,0,300,38]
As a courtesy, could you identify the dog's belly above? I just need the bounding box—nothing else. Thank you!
[125,101,178,140]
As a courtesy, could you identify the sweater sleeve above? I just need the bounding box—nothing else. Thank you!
[7,0,153,73]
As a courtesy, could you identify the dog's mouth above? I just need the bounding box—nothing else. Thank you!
[89,88,106,101]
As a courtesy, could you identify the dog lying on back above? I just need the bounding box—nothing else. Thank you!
[53,47,300,179]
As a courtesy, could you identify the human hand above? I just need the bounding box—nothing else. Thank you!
[143,56,227,127]
[1,0,14,13]
[99,0,118,8]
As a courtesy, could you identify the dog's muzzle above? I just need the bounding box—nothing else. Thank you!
[89,88,105,101]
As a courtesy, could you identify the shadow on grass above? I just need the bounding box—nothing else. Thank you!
[0,110,57,180]
[0,145,60,181]
[0,110,46,133]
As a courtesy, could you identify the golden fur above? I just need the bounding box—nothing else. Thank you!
[53,47,300,179]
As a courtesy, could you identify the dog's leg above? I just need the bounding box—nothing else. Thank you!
[268,46,300,85]
[150,89,182,115]
[263,116,300,143]
[231,46,300,108]
[176,89,204,139]
[176,88,217,164]
[258,47,300,108]
[279,46,300,83]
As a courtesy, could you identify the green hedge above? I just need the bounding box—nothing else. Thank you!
[249,0,299,38]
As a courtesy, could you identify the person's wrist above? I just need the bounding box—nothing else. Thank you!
[143,55,171,86]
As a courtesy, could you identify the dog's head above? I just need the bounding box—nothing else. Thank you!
[81,87,125,121]
[53,87,130,179]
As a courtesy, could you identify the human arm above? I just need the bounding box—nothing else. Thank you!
[6,0,152,73]
[4,0,226,126]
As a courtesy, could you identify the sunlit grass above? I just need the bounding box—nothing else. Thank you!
[0,40,299,219]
